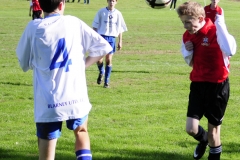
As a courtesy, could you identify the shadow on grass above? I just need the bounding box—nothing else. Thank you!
[0,81,32,86]
[0,141,239,160]
[112,70,151,74]
[86,68,152,74]
[0,147,192,160]
[92,150,193,160]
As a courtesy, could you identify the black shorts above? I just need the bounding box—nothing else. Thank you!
[32,10,42,20]
[187,78,229,126]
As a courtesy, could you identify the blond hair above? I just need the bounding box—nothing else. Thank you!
[176,1,205,18]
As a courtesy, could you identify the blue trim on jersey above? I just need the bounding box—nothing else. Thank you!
[44,13,60,19]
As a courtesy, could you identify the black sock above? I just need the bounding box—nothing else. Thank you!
[208,145,222,160]
[193,125,208,143]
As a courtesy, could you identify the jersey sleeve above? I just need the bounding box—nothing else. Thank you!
[82,21,112,57]
[181,40,193,67]
[215,13,236,57]
[92,10,100,29]
[119,13,128,33]
[16,23,33,72]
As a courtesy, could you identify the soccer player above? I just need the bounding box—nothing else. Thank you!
[92,0,128,88]
[84,0,90,4]
[204,0,223,23]
[170,0,177,10]
[16,0,112,159]
[176,1,236,160]
[66,0,80,2]
[29,0,42,20]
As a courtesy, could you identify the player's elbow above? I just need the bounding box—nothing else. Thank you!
[222,44,237,57]
[21,66,29,72]
[19,62,30,72]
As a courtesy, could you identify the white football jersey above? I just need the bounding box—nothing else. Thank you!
[92,7,128,37]
[16,15,112,122]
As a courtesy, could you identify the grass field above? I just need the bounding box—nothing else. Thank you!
[0,0,240,159]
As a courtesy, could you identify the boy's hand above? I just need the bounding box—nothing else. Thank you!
[117,42,122,50]
[185,41,193,51]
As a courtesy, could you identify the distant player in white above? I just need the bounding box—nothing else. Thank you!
[16,0,112,159]
[92,0,127,88]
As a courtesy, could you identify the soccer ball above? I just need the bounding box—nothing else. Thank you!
[145,0,172,9]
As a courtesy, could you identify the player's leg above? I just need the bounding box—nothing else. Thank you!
[186,117,208,146]
[187,82,208,159]
[36,122,62,160]
[103,36,115,88]
[186,117,208,159]
[170,0,173,9]
[173,0,177,9]
[104,53,113,88]
[207,123,221,160]
[74,120,90,151]
[38,138,57,160]
[206,78,229,160]
[97,58,104,84]
[32,11,36,20]
[66,115,92,160]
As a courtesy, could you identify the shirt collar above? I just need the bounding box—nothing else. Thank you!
[198,18,214,35]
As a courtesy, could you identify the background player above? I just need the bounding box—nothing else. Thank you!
[92,0,127,88]
[204,0,223,23]
[29,0,42,20]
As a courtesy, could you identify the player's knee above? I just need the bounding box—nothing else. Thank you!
[207,131,217,141]
[106,62,112,66]
[97,60,103,65]
[186,127,198,136]
[74,125,88,135]
[105,58,112,65]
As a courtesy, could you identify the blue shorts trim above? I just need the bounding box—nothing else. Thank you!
[36,115,88,140]
[101,35,116,54]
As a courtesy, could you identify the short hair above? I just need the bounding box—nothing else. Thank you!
[176,1,205,18]
[39,0,64,13]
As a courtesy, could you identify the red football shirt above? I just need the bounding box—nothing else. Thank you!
[32,0,42,11]
[182,18,229,83]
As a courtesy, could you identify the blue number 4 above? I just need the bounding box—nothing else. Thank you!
[49,38,72,72]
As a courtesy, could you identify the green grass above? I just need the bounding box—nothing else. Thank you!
[0,0,240,159]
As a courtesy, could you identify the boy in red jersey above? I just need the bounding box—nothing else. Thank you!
[29,0,43,20]
[204,0,223,23]
[177,1,236,160]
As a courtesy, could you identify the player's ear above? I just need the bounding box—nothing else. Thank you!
[58,1,64,10]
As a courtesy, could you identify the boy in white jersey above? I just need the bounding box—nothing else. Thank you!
[177,2,236,160]
[16,0,112,159]
[92,0,127,88]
